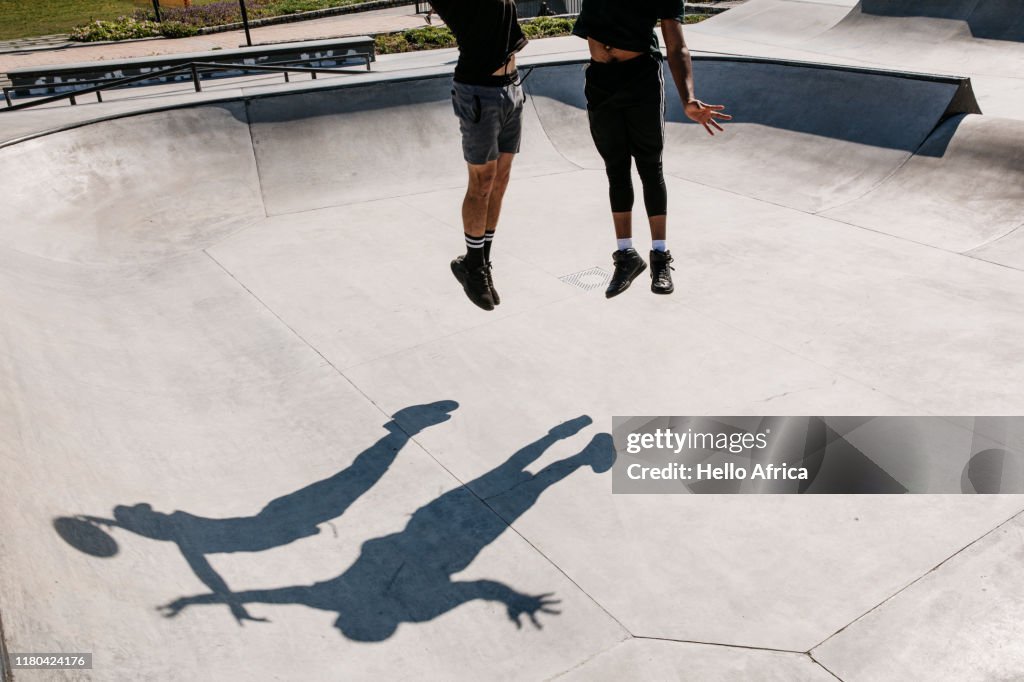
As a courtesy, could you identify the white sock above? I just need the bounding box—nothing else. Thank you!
[652,240,667,252]
[617,238,633,251]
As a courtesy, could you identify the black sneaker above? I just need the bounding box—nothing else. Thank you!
[453,256,500,307]
[650,249,675,295]
[451,257,495,311]
[605,248,647,299]
[487,261,501,306]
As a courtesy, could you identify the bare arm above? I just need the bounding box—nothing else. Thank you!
[662,19,732,135]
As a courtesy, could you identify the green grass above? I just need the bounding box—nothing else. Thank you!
[0,0,223,40]
[0,0,137,39]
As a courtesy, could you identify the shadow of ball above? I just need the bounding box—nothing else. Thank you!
[53,517,119,558]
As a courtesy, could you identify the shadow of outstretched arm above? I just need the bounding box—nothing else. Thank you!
[451,580,561,629]
[177,538,269,624]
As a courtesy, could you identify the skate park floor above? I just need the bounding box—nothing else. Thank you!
[2,2,1024,680]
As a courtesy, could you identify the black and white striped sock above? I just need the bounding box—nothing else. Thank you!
[483,230,496,263]
[465,233,486,269]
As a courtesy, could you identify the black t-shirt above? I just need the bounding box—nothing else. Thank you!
[573,0,685,54]
[430,0,529,83]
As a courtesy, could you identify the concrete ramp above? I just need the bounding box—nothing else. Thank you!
[823,115,1024,253]
[854,0,1024,42]
[687,0,856,45]
[800,0,1024,77]
[3,56,1024,681]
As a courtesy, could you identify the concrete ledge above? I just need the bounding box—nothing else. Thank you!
[7,36,375,95]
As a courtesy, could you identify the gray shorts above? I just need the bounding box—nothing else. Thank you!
[451,80,525,165]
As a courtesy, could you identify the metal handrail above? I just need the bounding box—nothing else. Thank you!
[1,55,372,112]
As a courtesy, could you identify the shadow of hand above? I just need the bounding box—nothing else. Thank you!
[505,591,561,630]
[548,415,593,440]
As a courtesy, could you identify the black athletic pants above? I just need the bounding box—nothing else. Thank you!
[584,53,668,217]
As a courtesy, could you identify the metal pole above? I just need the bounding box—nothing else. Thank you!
[238,0,253,47]
[191,64,202,92]
[151,0,162,23]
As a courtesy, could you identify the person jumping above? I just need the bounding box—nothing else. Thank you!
[430,0,530,311]
[573,2,731,297]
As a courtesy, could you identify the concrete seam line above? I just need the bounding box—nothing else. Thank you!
[807,651,844,681]
[808,505,1024,654]
[473,493,634,639]
[963,218,1024,256]
[632,634,806,655]
[962,250,1024,276]
[543,635,633,681]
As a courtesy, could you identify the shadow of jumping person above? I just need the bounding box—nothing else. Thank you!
[54,400,460,625]
[157,416,615,641]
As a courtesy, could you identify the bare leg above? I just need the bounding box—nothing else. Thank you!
[462,162,497,238]
[648,214,666,242]
[485,153,516,232]
[612,212,633,240]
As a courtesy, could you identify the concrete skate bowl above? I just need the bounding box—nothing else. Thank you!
[3,56,1024,677]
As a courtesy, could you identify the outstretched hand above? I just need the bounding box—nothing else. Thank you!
[505,592,561,630]
[685,100,731,135]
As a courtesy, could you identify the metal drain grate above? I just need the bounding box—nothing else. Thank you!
[559,267,611,291]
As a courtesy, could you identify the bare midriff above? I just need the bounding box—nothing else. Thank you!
[492,54,517,76]
[587,38,645,63]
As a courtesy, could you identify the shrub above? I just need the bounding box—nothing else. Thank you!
[377,17,574,55]
[160,20,200,38]
[374,32,410,55]
[70,17,162,42]
[520,16,574,39]
[401,26,456,50]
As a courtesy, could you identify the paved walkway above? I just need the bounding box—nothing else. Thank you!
[0,5,427,76]
[0,34,76,53]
